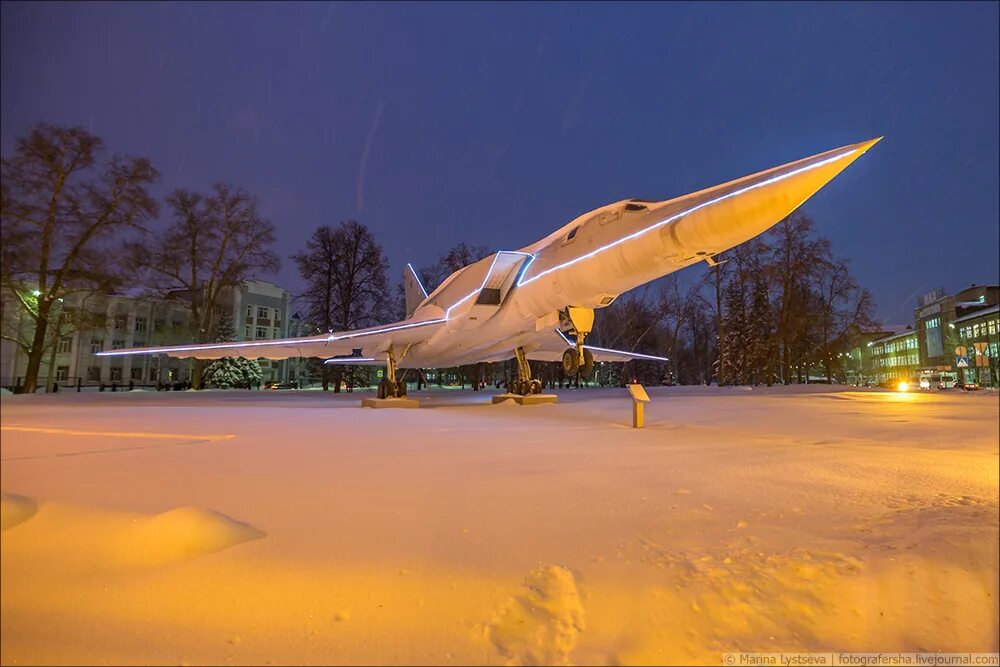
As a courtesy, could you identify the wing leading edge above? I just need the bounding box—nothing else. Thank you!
[94,317,446,361]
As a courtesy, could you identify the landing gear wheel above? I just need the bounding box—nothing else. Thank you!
[580,349,595,379]
[377,378,388,399]
[507,379,518,395]
[395,380,407,398]
[517,378,531,396]
[562,348,580,376]
[530,379,542,394]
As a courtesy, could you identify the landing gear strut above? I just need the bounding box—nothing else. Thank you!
[560,306,595,379]
[376,345,409,399]
[507,346,542,396]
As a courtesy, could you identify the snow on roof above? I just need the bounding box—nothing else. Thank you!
[953,304,999,324]
[872,328,917,344]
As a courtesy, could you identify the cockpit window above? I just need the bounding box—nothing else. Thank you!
[624,202,648,211]
[566,226,579,241]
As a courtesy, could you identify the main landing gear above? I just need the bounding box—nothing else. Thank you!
[507,346,543,396]
[560,306,595,379]
[376,345,408,399]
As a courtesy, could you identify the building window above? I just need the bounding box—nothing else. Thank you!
[990,320,997,335]
[113,315,127,330]
[112,340,125,350]
[257,306,269,319]
[256,326,267,338]
[90,338,103,354]
[247,306,254,320]
[149,367,159,382]
[135,317,147,332]
[130,367,143,381]
[110,367,123,382]
[58,336,72,354]
[154,318,166,330]
[56,366,69,381]
[245,326,251,338]
[87,366,101,382]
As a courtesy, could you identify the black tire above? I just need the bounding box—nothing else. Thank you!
[562,348,579,376]
[377,378,387,399]
[396,380,407,397]
[530,379,542,394]
[580,349,595,379]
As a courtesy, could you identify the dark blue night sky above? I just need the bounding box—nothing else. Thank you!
[2,2,997,323]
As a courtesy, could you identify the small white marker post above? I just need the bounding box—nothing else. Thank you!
[627,384,650,428]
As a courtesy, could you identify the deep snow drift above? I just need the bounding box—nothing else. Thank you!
[1,385,997,665]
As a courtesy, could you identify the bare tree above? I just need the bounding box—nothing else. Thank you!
[292,220,389,392]
[1,124,158,393]
[812,258,876,382]
[129,183,279,388]
[767,213,830,383]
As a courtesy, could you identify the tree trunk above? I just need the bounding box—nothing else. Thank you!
[20,302,51,394]
[192,358,205,390]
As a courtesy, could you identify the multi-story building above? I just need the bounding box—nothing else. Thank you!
[953,304,1000,387]
[227,280,294,383]
[1,290,194,389]
[842,325,900,385]
[913,284,998,386]
[869,327,920,386]
[1,280,299,390]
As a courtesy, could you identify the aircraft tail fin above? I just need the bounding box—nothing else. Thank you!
[403,263,428,318]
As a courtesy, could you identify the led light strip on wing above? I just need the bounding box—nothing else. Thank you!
[95,317,446,357]
[555,329,669,361]
[517,149,856,287]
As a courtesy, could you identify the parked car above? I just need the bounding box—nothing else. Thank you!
[265,381,298,390]
[955,380,980,391]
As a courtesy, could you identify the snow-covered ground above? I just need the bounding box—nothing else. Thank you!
[1,385,997,665]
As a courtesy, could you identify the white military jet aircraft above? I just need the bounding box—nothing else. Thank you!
[99,137,880,398]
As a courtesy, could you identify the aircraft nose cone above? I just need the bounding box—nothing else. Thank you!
[663,137,881,255]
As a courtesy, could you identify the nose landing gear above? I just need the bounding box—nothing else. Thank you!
[560,306,596,379]
[562,347,594,379]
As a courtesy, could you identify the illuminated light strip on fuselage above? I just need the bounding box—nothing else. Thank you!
[517,148,857,288]
[323,357,376,364]
[442,251,534,320]
[554,328,669,361]
[406,262,429,298]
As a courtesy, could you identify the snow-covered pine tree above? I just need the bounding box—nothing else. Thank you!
[747,274,775,385]
[202,312,264,389]
[720,278,749,385]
